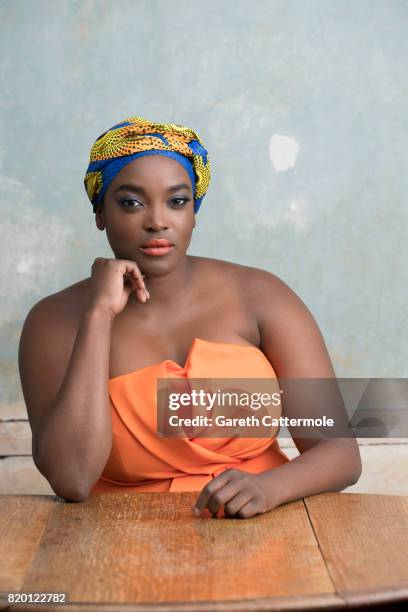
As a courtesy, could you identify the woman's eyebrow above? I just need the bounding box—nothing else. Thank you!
[113,183,191,194]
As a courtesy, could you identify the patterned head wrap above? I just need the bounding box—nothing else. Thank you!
[84,116,210,214]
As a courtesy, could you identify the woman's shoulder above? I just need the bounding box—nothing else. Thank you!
[26,277,91,332]
[190,255,270,278]
[198,257,311,328]
[191,256,286,295]
[190,256,298,334]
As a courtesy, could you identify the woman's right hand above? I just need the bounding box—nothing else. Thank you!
[89,257,150,318]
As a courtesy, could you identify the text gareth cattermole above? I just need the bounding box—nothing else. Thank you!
[168,389,283,411]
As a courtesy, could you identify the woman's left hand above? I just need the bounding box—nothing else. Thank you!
[191,469,278,519]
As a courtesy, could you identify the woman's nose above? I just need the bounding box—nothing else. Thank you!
[143,206,169,231]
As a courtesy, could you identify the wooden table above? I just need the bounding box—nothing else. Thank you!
[1,492,407,611]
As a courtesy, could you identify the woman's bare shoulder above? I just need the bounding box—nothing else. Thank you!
[26,277,91,330]
[49,277,91,304]
[243,265,310,321]
[191,255,269,282]
[245,265,295,296]
[193,256,285,293]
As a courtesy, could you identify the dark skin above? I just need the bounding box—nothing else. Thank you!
[20,154,362,517]
[93,156,261,377]
[96,155,198,312]
[91,156,361,518]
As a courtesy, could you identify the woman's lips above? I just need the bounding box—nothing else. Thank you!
[139,245,174,256]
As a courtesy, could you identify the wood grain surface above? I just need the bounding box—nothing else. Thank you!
[0,492,407,611]
[305,492,408,606]
[0,495,55,591]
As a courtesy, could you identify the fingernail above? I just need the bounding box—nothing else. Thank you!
[192,507,200,517]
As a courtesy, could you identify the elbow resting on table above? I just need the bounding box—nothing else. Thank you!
[348,460,363,487]
[336,439,363,489]
[52,487,89,502]
[52,482,91,503]
[348,443,363,485]
[334,440,363,489]
[33,456,92,502]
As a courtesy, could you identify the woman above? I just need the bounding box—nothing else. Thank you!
[18,116,361,519]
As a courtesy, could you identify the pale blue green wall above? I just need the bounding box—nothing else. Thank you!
[1,0,407,404]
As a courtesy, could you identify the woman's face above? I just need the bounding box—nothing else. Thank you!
[95,155,196,277]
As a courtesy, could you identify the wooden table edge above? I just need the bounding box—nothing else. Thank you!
[337,583,408,606]
[1,588,407,611]
[1,592,345,612]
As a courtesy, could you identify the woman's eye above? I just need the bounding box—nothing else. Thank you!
[170,197,189,207]
[121,198,141,208]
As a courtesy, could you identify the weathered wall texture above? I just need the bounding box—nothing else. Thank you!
[0,0,407,493]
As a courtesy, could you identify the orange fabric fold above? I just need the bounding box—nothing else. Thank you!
[90,338,289,495]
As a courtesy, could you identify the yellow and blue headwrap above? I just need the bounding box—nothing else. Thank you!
[84,116,210,214]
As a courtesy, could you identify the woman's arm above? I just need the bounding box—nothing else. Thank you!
[19,299,115,502]
[260,438,361,509]
[252,268,361,485]
[192,268,361,519]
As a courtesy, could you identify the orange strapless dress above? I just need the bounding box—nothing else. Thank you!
[90,337,289,495]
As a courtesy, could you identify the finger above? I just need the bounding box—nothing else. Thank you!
[120,260,145,289]
[122,263,148,302]
[206,480,243,516]
[132,268,151,301]
[224,490,255,518]
[121,270,140,287]
[123,274,145,302]
[123,278,145,303]
[192,470,234,515]
[235,499,261,519]
[130,265,146,290]
[136,288,147,303]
